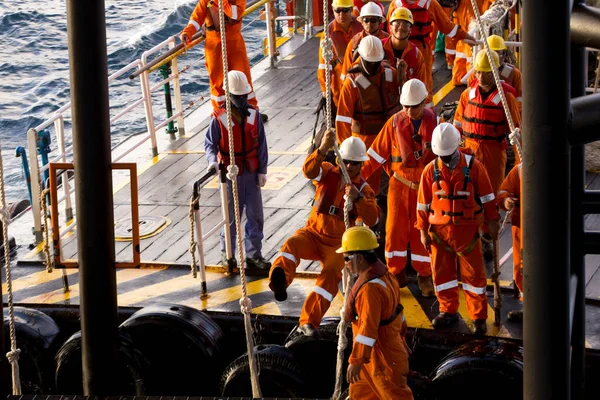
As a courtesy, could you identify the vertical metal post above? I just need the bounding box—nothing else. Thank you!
[65,0,119,395]
[139,53,158,157]
[522,0,571,398]
[27,128,43,244]
[169,39,186,137]
[0,271,5,398]
[569,14,586,397]
[304,0,312,41]
[265,1,278,69]
[55,116,74,222]
[159,63,178,137]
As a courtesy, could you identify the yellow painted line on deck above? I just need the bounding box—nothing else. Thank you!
[117,269,221,306]
[23,241,47,260]
[2,268,79,294]
[457,288,511,337]
[19,266,169,304]
[113,153,168,195]
[432,80,455,106]
[183,277,272,310]
[400,286,434,329]
[253,301,282,316]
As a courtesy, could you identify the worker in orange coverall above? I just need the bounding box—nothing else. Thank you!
[386,0,477,100]
[341,2,389,77]
[361,79,436,296]
[338,226,413,400]
[336,35,400,194]
[416,123,499,335]
[180,0,266,119]
[268,131,380,337]
[318,0,363,113]
[497,163,523,322]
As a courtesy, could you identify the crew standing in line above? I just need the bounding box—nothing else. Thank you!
[416,123,499,335]
[205,70,271,270]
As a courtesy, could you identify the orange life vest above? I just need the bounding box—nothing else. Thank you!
[214,107,260,175]
[461,81,516,147]
[381,38,422,82]
[428,154,483,225]
[346,66,401,135]
[329,19,363,67]
[397,0,434,47]
[392,108,437,167]
[206,0,242,32]
[315,168,367,221]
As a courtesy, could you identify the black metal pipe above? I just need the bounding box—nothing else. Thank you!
[568,93,600,145]
[569,40,586,400]
[571,4,600,49]
[582,190,600,214]
[66,0,119,395]
[522,0,571,398]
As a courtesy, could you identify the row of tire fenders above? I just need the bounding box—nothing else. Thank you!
[6,303,524,398]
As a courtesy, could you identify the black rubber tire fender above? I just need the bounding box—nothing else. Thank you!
[219,344,305,397]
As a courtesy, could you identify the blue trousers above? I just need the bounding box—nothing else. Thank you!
[220,170,264,259]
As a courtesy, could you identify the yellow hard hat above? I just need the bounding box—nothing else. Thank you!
[474,49,500,72]
[336,226,379,253]
[390,7,414,25]
[487,34,507,51]
[332,0,353,8]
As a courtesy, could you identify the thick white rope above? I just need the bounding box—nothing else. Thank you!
[216,0,261,396]
[188,196,199,278]
[0,144,22,395]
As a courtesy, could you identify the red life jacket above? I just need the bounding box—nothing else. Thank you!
[315,168,367,221]
[461,81,516,147]
[397,0,433,47]
[392,107,437,167]
[428,153,483,225]
[381,38,422,82]
[329,19,363,67]
[214,107,260,175]
[346,66,401,135]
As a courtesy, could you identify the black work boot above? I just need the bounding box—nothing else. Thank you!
[269,266,288,302]
[395,269,408,288]
[417,274,435,297]
[431,312,459,328]
[246,257,272,270]
[260,113,269,123]
[298,323,319,338]
[472,319,487,335]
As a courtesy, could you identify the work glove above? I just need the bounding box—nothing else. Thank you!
[315,96,327,114]
[207,161,219,173]
[258,173,267,187]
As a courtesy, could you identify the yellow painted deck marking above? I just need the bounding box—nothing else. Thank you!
[457,287,511,337]
[203,166,302,190]
[19,266,168,304]
[23,241,48,260]
[2,268,78,294]
[183,278,272,309]
[432,80,455,106]
[263,36,292,56]
[400,286,434,329]
[253,301,282,316]
[116,269,221,306]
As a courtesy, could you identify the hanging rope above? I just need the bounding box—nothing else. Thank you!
[216,0,261,396]
[188,196,199,278]
[0,144,23,395]
[39,188,53,273]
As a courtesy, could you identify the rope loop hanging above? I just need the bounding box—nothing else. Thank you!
[0,144,23,395]
[216,0,261,396]
[188,196,199,278]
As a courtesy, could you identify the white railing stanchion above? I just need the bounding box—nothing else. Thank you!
[54,116,73,222]
[27,128,43,244]
[138,63,158,157]
[304,0,312,41]
[169,40,186,137]
[265,1,278,69]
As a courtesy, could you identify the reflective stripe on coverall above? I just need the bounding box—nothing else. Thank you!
[205,107,268,258]
[416,152,499,319]
[268,150,380,328]
[497,163,523,297]
[361,108,437,276]
[318,19,363,107]
[349,265,413,400]
[453,82,521,193]
[182,0,258,109]
[468,63,523,112]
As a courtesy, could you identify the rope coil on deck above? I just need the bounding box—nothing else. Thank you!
[0,143,23,395]
[217,0,261,396]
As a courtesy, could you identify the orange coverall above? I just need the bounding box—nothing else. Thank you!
[269,151,380,328]
[341,30,390,78]
[453,83,521,193]
[497,163,523,297]
[182,0,258,109]
[318,19,363,107]
[387,0,468,96]
[416,152,499,320]
[381,38,427,87]
[361,110,436,277]
[348,266,413,399]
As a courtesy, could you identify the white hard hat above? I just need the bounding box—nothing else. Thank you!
[431,123,461,156]
[357,35,385,62]
[227,70,252,95]
[400,79,428,106]
[339,137,370,162]
[358,2,383,19]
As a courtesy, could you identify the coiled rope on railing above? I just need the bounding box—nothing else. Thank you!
[217,0,261,396]
[0,144,23,395]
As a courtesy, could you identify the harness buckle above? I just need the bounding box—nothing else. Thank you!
[329,205,338,215]
[414,150,422,160]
